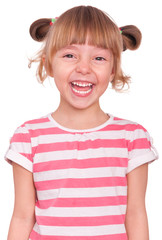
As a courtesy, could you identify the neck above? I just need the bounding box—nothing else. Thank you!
[52,98,109,130]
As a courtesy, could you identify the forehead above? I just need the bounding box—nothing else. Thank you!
[57,43,113,56]
[50,27,117,56]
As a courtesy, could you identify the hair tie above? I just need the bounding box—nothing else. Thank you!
[119,28,123,34]
[50,17,58,26]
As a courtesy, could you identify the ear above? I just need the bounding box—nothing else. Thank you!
[109,65,115,82]
[42,54,54,77]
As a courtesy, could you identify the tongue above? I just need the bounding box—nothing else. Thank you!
[72,84,91,91]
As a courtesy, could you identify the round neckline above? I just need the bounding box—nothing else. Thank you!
[47,113,114,133]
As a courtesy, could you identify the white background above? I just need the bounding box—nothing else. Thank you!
[0,0,161,239]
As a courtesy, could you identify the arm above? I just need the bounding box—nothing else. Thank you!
[125,163,149,240]
[7,162,36,240]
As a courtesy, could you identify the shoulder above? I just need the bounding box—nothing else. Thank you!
[112,115,147,132]
[22,114,51,128]
[12,114,52,139]
[16,114,52,132]
[111,115,151,144]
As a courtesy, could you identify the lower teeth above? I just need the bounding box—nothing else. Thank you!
[72,87,92,94]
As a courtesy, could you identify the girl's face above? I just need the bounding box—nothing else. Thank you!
[50,43,114,111]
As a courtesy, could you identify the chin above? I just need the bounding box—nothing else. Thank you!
[71,101,97,111]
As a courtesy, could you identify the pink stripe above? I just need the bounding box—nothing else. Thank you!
[20,153,32,162]
[11,133,31,143]
[33,157,128,172]
[29,123,146,137]
[128,138,151,151]
[33,139,128,154]
[30,230,127,240]
[101,124,145,132]
[29,127,68,137]
[23,117,50,125]
[36,214,125,226]
[113,117,123,121]
[35,177,127,190]
[36,196,127,208]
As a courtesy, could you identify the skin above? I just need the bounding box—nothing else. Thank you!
[49,43,115,130]
[7,43,149,239]
[125,163,149,239]
[7,163,36,240]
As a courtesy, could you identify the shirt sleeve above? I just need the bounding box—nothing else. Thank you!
[5,125,33,172]
[127,124,158,174]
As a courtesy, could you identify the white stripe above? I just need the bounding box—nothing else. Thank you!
[37,186,127,200]
[5,149,33,172]
[127,150,157,173]
[33,223,126,236]
[133,128,150,140]
[31,131,127,146]
[36,205,126,217]
[112,119,138,126]
[34,167,126,182]
[31,128,149,147]
[26,121,54,130]
[15,126,29,134]
[34,148,128,163]
[11,142,32,154]
[129,148,151,159]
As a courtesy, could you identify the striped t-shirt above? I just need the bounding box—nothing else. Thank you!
[5,113,158,240]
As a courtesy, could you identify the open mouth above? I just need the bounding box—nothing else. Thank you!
[71,81,94,95]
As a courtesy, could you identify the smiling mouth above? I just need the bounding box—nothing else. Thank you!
[70,81,94,95]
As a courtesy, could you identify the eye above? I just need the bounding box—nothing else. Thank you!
[63,54,75,58]
[95,56,106,61]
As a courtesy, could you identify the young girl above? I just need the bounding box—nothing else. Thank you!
[5,5,158,240]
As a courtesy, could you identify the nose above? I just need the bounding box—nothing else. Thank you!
[76,57,91,75]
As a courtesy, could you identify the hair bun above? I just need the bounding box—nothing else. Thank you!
[29,19,142,51]
[120,25,142,51]
[29,18,52,42]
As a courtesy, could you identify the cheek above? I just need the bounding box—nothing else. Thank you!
[99,71,114,85]
[106,66,115,83]
[52,69,69,92]
[51,65,63,81]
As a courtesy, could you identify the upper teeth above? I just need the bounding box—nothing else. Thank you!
[72,82,92,87]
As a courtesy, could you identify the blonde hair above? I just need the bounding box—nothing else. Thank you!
[29,6,142,91]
